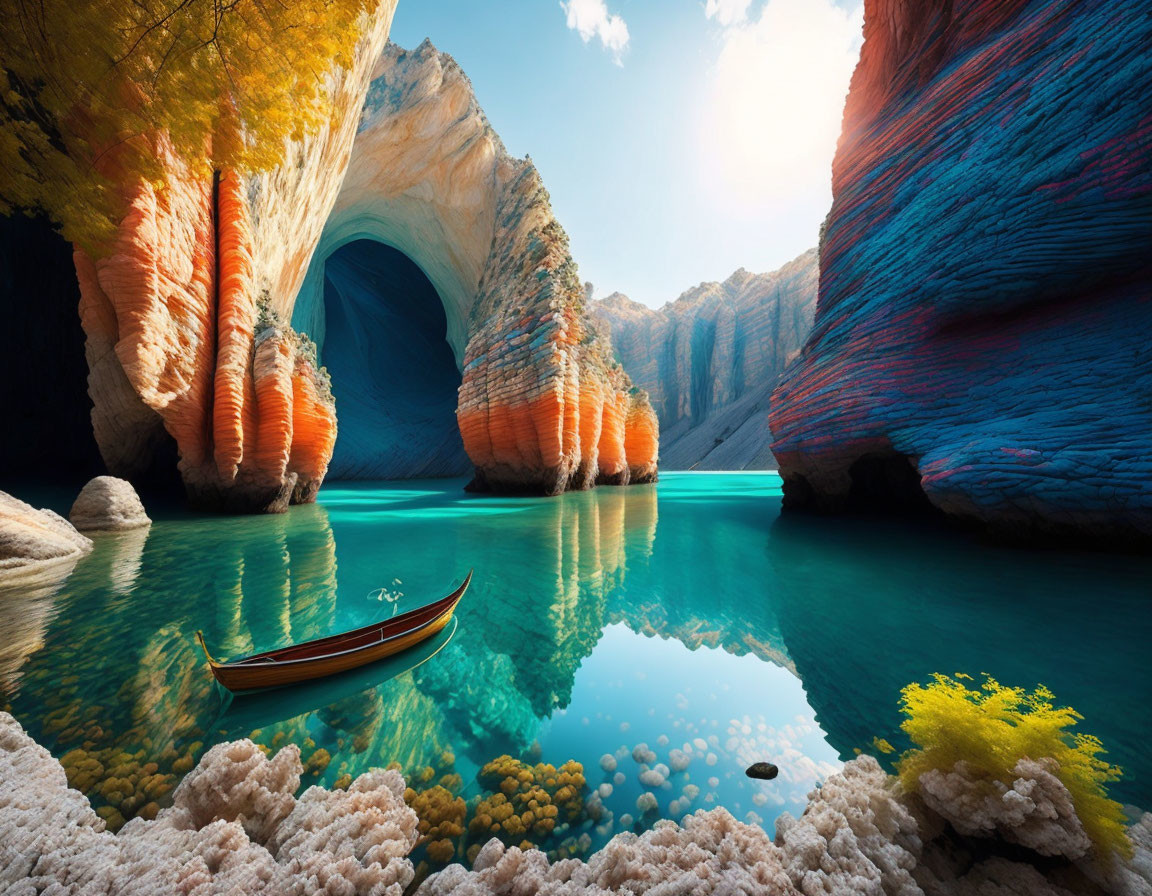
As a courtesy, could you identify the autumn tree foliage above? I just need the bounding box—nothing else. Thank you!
[0,0,373,250]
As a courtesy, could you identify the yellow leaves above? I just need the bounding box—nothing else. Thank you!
[896,673,1131,861]
[0,0,374,251]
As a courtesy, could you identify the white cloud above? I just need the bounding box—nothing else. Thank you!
[704,0,753,26]
[561,0,630,64]
[699,0,863,211]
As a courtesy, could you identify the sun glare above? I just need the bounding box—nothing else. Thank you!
[700,0,863,213]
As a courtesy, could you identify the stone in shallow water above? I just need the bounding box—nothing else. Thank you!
[0,490,92,571]
[745,762,778,780]
[69,476,151,532]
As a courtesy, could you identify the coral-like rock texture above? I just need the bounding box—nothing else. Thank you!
[769,1,1152,541]
[69,476,151,532]
[592,249,816,470]
[72,2,399,512]
[70,28,653,503]
[292,41,657,493]
[0,712,419,895]
[4,711,1152,896]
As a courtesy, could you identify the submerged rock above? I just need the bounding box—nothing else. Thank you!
[745,762,779,780]
[0,490,92,572]
[769,1,1152,543]
[69,476,151,532]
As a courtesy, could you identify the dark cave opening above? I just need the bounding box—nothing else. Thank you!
[0,215,103,490]
[321,239,469,480]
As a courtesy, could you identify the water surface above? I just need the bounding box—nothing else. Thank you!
[2,473,1148,861]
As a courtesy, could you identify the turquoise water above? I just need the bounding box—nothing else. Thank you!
[2,472,1149,861]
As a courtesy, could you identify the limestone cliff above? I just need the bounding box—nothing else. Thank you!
[770,0,1152,542]
[293,41,658,493]
[591,250,816,470]
[61,22,655,507]
[72,2,398,512]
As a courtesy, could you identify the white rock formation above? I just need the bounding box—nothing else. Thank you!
[0,489,92,572]
[419,755,1152,896]
[69,476,151,532]
[0,712,419,895]
[420,808,797,895]
[3,712,1150,896]
[918,758,1092,861]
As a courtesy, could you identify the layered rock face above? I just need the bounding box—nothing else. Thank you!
[65,24,655,505]
[72,3,399,512]
[592,250,816,470]
[769,1,1152,541]
[293,41,657,493]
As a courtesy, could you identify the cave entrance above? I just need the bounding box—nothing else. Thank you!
[320,239,469,480]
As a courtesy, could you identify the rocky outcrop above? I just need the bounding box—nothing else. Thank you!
[69,476,150,532]
[72,1,398,513]
[0,712,420,895]
[294,41,657,493]
[65,25,655,507]
[592,250,815,470]
[769,1,1152,542]
[7,709,1150,895]
[0,491,92,573]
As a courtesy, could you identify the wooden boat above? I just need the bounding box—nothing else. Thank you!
[213,617,458,733]
[196,570,471,692]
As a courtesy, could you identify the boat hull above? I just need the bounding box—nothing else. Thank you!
[210,609,456,692]
[198,571,470,693]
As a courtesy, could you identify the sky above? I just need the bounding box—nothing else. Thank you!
[389,0,864,308]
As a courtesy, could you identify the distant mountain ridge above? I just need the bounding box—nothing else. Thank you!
[590,248,817,470]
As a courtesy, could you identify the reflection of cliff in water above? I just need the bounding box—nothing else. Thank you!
[766,511,1152,805]
[3,480,799,823]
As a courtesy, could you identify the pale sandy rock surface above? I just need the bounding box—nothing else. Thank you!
[0,712,419,895]
[591,249,816,471]
[69,475,151,532]
[0,490,92,571]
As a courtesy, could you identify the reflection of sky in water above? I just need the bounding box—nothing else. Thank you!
[540,624,840,834]
[2,471,1150,856]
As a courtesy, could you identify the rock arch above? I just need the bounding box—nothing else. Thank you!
[67,19,658,510]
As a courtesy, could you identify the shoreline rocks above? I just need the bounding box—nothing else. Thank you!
[0,490,92,573]
[69,476,151,532]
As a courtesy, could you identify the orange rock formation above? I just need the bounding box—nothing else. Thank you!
[69,27,656,508]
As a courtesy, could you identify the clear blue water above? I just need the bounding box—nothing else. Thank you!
[2,472,1149,862]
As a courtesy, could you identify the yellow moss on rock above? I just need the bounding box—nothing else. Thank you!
[897,673,1130,860]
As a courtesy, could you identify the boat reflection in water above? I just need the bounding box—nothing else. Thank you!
[2,475,839,858]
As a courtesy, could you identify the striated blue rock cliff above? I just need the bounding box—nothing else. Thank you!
[770,0,1152,542]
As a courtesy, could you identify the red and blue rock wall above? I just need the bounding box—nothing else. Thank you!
[769,0,1152,542]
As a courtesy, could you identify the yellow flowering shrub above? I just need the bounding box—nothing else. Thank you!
[897,673,1130,859]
